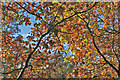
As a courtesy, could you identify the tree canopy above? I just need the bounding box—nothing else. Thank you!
[1,2,120,79]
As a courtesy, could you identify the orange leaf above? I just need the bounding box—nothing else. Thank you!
[8,22,10,25]
[31,28,34,29]
[32,43,35,46]
[31,31,34,33]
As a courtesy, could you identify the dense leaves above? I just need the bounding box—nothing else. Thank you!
[1,2,120,79]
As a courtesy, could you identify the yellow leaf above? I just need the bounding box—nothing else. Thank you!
[2,53,6,57]
[88,52,91,55]
[40,67,43,69]
[12,58,14,60]
[60,16,63,20]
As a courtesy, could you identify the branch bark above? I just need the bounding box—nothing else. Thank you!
[77,8,120,78]
[16,30,50,80]
[16,2,97,79]
[1,68,22,74]
[85,21,119,78]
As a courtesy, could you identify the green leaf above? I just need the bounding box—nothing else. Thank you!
[79,18,82,22]
[86,54,88,56]
[84,39,88,42]
[69,4,74,7]
[61,68,64,71]
[67,55,70,57]
[34,27,37,30]
[64,58,67,61]
[85,74,87,77]
[65,9,68,12]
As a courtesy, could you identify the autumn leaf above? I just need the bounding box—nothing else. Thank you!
[1,2,120,79]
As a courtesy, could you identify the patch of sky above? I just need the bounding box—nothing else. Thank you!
[14,2,45,41]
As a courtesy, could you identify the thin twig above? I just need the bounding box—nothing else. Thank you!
[16,2,97,79]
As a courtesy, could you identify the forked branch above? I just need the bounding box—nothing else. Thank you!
[16,2,97,79]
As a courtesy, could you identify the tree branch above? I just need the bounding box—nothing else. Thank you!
[16,30,50,80]
[86,22,119,76]
[112,34,120,62]
[16,2,44,21]
[1,68,22,74]
[77,13,119,77]
[16,2,97,79]
[77,12,120,77]
[75,2,98,14]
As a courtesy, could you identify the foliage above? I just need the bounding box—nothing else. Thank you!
[1,2,120,79]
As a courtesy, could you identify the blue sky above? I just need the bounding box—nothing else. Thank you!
[18,14,36,40]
